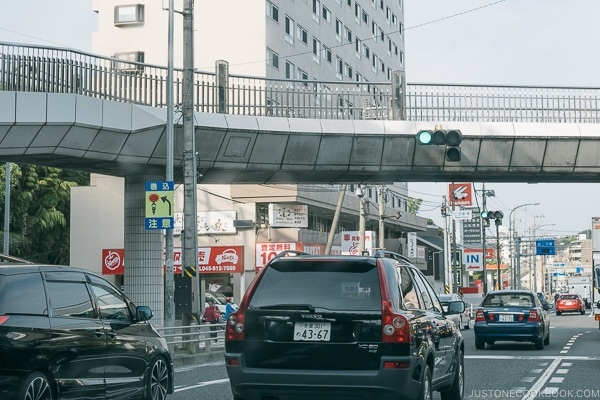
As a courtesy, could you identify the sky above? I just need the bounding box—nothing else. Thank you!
[1,0,600,236]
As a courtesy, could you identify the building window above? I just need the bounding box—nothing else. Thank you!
[345,63,353,79]
[380,28,385,42]
[285,15,295,44]
[363,45,370,59]
[322,6,331,24]
[344,26,352,43]
[267,48,279,69]
[112,51,145,72]
[354,3,361,24]
[355,38,361,59]
[335,19,342,42]
[298,68,309,85]
[362,10,369,25]
[312,0,320,22]
[336,57,343,80]
[297,25,308,45]
[312,38,321,64]
[323,46,332,63]
[266,1,279,22]
[114,4,144,26]
[285,61,295,79]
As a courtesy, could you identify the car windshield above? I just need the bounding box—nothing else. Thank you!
[483,293,534,308]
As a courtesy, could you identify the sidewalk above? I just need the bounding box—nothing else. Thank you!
[171,340,225,368]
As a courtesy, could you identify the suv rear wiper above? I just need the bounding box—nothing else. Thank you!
[254,304,316,312]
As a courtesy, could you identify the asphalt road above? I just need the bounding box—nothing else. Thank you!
[169,310,600,400]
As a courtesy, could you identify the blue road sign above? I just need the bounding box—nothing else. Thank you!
[536,239,556,255]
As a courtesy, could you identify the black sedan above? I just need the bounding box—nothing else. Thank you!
[474,289,550,350]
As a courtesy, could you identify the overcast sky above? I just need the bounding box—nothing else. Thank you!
[1,0,599,236]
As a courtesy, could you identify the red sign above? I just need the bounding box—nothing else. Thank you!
[254,242,329,272]
[102,249,125,275]
[448,183,473,206]
[169,246,245,274]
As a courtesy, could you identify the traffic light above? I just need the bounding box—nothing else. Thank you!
[481,210,504,226]
[416,129,462,162]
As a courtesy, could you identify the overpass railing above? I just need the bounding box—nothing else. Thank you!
[2,42,600,123]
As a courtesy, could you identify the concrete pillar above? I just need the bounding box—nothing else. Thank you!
[124,175,164,325]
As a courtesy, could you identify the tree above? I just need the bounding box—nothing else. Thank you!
[0,164,89,264]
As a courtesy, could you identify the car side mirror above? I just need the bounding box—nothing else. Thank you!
[136,306,153,321]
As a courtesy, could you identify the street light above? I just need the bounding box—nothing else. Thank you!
[509,202,539,289]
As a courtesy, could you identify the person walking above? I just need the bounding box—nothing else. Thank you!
[224,297,237,320]
[203,300,221,341]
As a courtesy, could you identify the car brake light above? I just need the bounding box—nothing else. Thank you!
[383,361,409,369]
[381,301,410,343]
[0,316,9,325]
[528,309,540,322]
[475,309,485,322]
[225,312,245,341]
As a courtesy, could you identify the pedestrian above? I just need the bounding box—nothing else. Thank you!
[224,297,236,320]
[203,300,221,341]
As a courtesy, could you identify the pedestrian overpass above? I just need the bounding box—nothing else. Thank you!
[2,42,600,323]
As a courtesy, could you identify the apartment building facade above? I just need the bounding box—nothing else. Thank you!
[71,0,427,319]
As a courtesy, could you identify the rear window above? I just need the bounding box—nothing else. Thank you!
[0,272,48,315]
[483,293,534,307]
[249,260,381,312]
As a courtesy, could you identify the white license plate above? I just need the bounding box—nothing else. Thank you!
[293,322,331,341]
[499,314,513,322]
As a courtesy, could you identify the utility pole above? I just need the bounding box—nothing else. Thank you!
[451,183,458,294]
[358,184,366,253]
[480,183,487,294]
[325,185,346,254]
[378,186,385,249]
[163,0,175,327]
[182,0,200,316]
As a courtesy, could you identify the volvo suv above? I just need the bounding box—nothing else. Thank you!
[0,262,174,400]
[225,250,465,400]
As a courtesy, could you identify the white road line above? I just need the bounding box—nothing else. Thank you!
[465,355,600,360]
[174,378,230,392]
[522,358,562,400]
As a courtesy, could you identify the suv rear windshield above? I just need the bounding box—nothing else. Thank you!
[0,272,47,315]
[249,260,381,312]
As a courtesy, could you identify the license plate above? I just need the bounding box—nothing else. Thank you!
[499,314,513,322]
[293,322,331,341]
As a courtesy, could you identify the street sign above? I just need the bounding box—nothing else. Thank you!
[145,181,174,230]
[463,249,483,271]
[535,239,556,255]
[448,183,473,206]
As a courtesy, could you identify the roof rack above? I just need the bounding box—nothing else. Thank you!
[372,250,412,263]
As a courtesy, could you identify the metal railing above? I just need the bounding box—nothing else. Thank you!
[156,321,226,354]
[2,42,600,123]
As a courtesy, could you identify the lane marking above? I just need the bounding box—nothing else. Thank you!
[522,358,561,400]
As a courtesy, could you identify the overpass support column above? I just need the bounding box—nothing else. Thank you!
[124,174,164,325]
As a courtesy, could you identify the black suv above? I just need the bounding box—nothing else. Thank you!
[225,251,465,400]
[0,263,174,400]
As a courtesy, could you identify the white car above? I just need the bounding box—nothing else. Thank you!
[438,293,470,329]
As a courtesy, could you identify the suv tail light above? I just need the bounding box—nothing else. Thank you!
[527,309,540,322]
[381,301,410,343]
[475,309,485,322]
[0,315,9,325]
[225,265,268,342]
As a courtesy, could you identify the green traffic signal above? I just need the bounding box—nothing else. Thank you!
[417,130,433,144]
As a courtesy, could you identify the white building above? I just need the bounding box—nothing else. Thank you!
[71,1,425,319]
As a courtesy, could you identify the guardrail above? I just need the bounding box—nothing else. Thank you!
[156,322,226,354]
[2,41,600,123]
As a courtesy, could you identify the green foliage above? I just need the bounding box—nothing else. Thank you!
[407,197,422,214]
[0,164,89,264]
